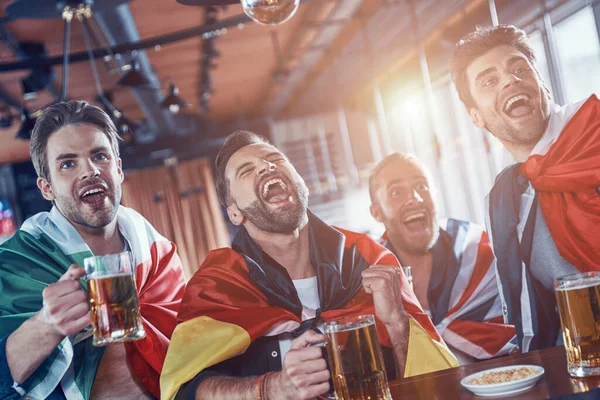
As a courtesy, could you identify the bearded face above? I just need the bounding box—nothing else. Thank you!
[466,45,551,155]
[225,143,309,234]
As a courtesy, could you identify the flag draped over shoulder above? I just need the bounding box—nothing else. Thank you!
[383,219,516,360]
[161,212,457,400]
[0,206,185,400]
[520,94,600,269]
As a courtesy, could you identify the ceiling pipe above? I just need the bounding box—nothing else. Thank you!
[94,3,176,140]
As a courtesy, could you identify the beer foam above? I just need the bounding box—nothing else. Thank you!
[556,278,600,291]
[324,319,374,333]
[87,272,134,280]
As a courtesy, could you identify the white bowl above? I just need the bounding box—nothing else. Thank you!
[460,365,545,397]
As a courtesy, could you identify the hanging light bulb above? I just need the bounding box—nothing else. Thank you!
[240,0,300,25]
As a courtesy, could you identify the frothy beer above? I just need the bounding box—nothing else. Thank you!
[555,273,600,378]
[325,315,392,400]
[88,272,145,346]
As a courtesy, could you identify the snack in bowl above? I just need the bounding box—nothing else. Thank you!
[468,367,538,385]
[461,365,545,397]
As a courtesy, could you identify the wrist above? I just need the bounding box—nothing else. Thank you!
[264,371,284,400]
[33,310,65,341]
[384,311,410,336]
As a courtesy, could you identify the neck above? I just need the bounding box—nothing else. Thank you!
[245,214,314,279]
[387,234,433,273]
[504,142,537,163]
[72,218,124,256]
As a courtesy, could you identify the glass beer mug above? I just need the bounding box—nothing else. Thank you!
[83,251,145,346]
[555,271,600,378]
[323,314,392,400]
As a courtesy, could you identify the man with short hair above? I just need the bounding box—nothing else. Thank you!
[0,100,186,399]
[451,25,600,351]
[369,152,516,364]
[160,131,458,400]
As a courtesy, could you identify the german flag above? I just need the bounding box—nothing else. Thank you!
[161,213,457,399]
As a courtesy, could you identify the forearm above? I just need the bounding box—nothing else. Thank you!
[196,372,283,400]
[6,311,64,383]
[385,312,410,379]
[195,375,258,400]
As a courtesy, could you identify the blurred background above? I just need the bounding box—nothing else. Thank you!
[0,0,598,276]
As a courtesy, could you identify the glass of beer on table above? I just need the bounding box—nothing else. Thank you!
[83,251,145,346]
[322,314,392,400]
[555,271,600,378]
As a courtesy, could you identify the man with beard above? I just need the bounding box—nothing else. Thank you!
[451,25,600,352]
[160,131,458,400]
[369,153,516,365]
[0,101,185,399]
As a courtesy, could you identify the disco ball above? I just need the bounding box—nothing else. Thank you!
[241,0,300,25]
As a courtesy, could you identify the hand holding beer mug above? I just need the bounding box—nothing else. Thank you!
[555,271,600,378]
[323,315,392,400]
[83,251,145,346]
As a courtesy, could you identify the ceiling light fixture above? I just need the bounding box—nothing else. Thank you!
[116,58,157,89]
[160,82,190,115]
[176,0,301,25]
[15,108,36,140]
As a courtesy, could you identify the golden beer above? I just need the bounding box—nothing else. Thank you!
[88,273,145,346]
[84,251,145,346]
[324,315,391,400]
[555,272,600,377]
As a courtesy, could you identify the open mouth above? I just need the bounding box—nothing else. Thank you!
[260,177,290,204]
[401,210,429,232]
[503,94,533,118]
[80,186,108,205]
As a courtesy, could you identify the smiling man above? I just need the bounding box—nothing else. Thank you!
[160,131,458,400]
[369,153,516,364]
[0,101,185,399]
[451,25,600,351]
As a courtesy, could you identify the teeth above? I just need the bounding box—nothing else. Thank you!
[262,178,287,197]
[82,188,104,197]
[504,94,530,112]
[404,212,425,223]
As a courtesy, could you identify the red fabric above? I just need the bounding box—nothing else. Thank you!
[447,319,515,355]
[520,95,600,270]
[125,241,186,399]
[179,229,442,353]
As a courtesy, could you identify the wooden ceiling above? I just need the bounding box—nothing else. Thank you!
[0,0,326,154]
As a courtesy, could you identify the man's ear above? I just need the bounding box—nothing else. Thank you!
[226,203,244,226]
[469,108,486,129]
[370,203,384,223]
[37,177,56,201]
[117,158,124,184]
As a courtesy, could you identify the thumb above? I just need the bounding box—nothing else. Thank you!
[59,264,86,281]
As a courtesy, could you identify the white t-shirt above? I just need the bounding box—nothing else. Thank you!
[278,276,320,362]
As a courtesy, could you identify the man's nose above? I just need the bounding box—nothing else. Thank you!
[502,72,522,90]
[405,189,424,205]
[256,160,276,176]
[81,159,101,180]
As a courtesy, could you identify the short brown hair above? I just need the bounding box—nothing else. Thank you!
[215,130,271,206]
[368,152,427,204]
[450,25,537,109]
[30,100,121,181]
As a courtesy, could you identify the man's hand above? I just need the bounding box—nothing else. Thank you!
[39,264,91,337]
[271,330,331,400]
[361,265,408,328]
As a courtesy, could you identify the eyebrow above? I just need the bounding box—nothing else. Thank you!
[385,176,426,189]
[507,55,527,67]
[54,146,111,163]
[475,66,497,83]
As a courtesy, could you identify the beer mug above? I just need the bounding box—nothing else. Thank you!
[554,271,600,377]
[323,314,392,400]
[83,251,145,346]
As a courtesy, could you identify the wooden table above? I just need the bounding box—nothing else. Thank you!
[388,346,600,399]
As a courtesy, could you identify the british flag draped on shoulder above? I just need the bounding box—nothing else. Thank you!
[382,218,517,360]
[160,212,458,400]
[0,206,185,400]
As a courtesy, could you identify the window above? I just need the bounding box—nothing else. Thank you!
[553,6,600,103]
[528,30,554,98]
